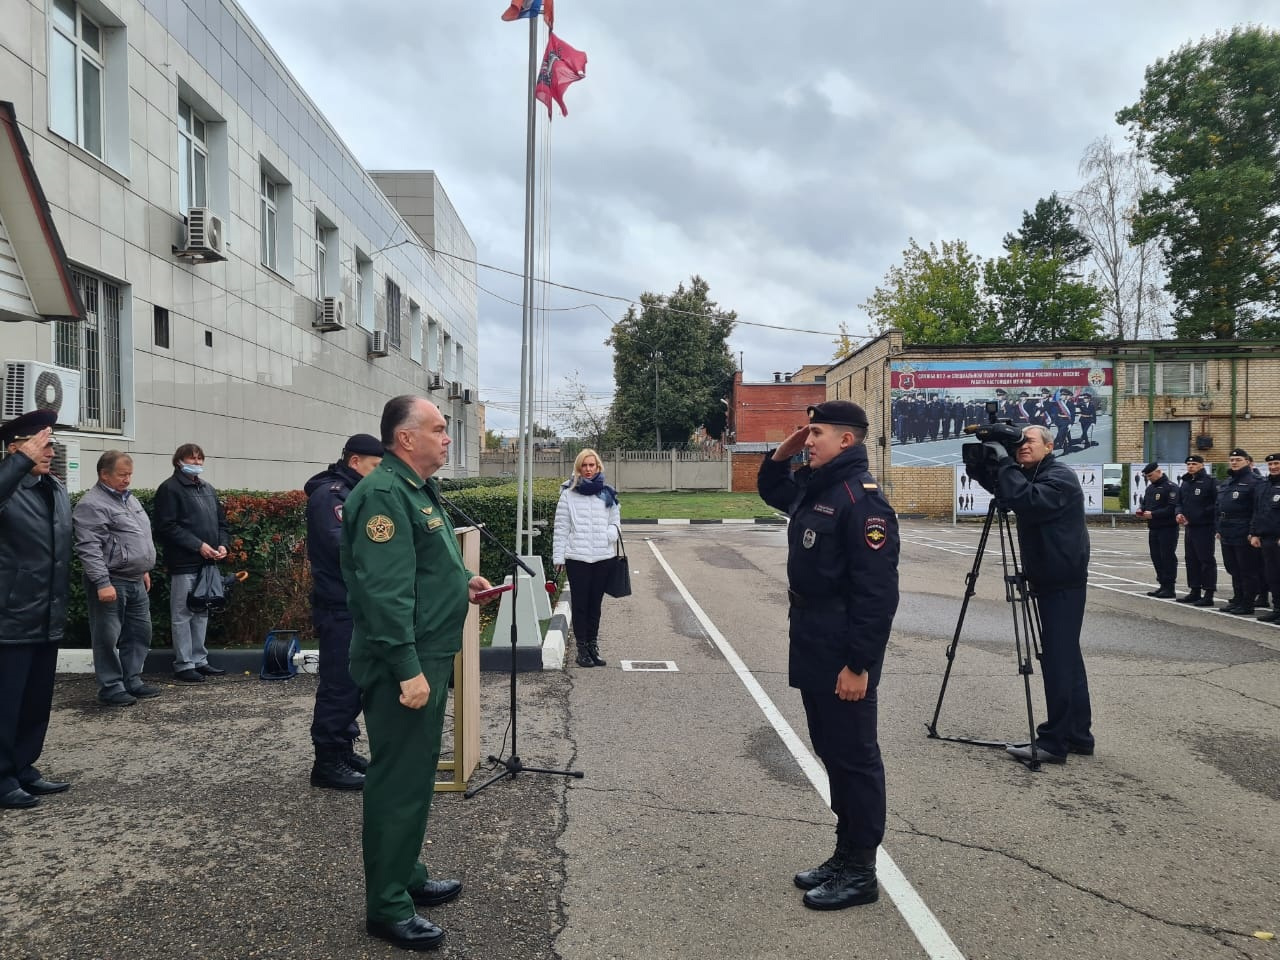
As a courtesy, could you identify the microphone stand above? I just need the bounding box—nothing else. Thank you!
[436,492,583,798]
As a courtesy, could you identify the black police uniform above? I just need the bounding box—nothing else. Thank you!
[1177,463,1218,603]
[757,406,899,892]
[305,460,367,769]
[1076,394,1097,446]
[1217,464,1262,612]
[1251,458,1280,622]
[1140,471,1180,592]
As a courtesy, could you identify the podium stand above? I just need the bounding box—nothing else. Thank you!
[436,525,481,791]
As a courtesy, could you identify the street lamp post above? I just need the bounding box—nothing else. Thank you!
[653,350,662,451]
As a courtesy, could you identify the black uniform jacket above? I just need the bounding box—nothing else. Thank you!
[1251,476,1280,540]
[305,461,362,609]
[153,469,230,574]
[1140,475,1180,528]
[0,452,71,645]
[758,445,899,691]
[1216,467,1258,545]
[1178,471,1218,526]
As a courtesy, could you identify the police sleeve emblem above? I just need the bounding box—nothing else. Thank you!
[802,529,817,549]
[865,517,888,550]
[334,504,343,522]
[366,515,395,542]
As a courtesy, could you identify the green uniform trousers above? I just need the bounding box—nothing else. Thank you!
[355,653,455,923]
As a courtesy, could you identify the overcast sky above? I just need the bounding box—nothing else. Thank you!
[233,0,1275,434]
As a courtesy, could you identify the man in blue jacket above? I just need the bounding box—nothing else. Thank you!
[1136,463,1180,598]
[758,400,900,911]
[1175,455,1218,606]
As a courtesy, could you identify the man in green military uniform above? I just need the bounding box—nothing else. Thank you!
[341,395,493,952]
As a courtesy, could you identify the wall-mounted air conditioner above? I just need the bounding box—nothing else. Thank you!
[3,360,81,426]
[428,372,442,391]
[368,330,390,358]
[447,380,463,399]
[175,207,225,262]
[314,296,345,332]
[51,437,81,492]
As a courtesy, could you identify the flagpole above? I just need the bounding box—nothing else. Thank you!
[514,14,539,555]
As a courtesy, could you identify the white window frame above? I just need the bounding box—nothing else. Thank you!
[259,169,279,272]
[49,0,105,159]
[55,267,125,432]
[1127,361,1208,396]
[177,99,208,216]
[354,249,373,330]
[385,278,402,351]
[315,216,328,300]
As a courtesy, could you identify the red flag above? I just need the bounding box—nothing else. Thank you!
[534,33,587,118]
[501,0,541,21]
[542,0,554,28]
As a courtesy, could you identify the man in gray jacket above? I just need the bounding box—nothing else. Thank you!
[73,451,159,706]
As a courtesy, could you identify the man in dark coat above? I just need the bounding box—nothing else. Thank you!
[1075,391,1097,447]
[1249,454,1280,624]
[1216,448,1262,615]
[0,410,72,810]
[758,400,900,911]
[304,433,383,790]
[1136,463,1180,598]
[1175,455,1218,606]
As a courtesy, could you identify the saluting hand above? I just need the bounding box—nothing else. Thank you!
[399,673,430,710]
[771,426,810,462]
[15,427,52,461]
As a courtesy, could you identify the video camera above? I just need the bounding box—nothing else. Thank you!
[961,401,1028,469]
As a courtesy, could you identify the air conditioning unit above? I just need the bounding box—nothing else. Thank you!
[427,372,442,391]
[3,360,81,426]
[1196,398,1213,411]
[447,380,463,399]
[368,330,390,358]
[51,436,81,492]
[313,296,345,332]
[462,388,474,404]
[179,207,225,261]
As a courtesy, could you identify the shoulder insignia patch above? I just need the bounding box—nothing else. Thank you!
[865,517,888,550]
[863,482,878,490]
[366,515,395,542]
[812,503,835,516]
[427,517,444,530]
[333,504,343,523]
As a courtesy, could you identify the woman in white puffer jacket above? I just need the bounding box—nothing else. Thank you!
[553,449,621,668]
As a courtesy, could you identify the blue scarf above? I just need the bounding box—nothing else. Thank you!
[572,472,619,507]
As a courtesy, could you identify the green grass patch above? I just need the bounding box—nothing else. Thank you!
[620,491,776,520]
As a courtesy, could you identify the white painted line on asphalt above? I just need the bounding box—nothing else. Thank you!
[647,540,966,960]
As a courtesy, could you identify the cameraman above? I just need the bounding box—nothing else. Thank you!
[967,424,1094,765]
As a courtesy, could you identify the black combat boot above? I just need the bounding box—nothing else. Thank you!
[794,847,842,891]
[575,639,595,668]
[1192,592,1215,608]
[1175,589,1201,604]
[310,750,365,791]
[802,844,879,910]
[344,746,369,773]
[587,640,606,667]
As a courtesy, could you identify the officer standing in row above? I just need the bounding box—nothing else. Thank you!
[1136,463,1179,598]
[1217,448,1262,615]
[1075,391,1097,447]
[757,400,900,911]
[1175,455,1218,606]
[304,433,385,791]
[1249,454,1280,624]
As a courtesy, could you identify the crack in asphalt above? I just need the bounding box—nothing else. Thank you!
[565,783,832,830]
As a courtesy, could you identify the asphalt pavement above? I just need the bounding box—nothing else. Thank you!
[2,520,1277,960]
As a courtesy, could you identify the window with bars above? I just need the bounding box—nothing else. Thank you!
[385,278,402,350]
[1126,361,1207,396]
[56,269,124,431]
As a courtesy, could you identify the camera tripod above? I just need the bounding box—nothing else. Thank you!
[926,498,1047,770]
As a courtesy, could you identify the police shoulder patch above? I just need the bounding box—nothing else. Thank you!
[862,482,878,490]
[333,504,343,523]
[865,517,888,550]
[366,515,395,542]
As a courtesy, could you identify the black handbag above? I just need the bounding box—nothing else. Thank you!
[187,563,228,613]
[603,525,631,598]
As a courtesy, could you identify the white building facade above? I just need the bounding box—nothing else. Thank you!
[0,0,480,489]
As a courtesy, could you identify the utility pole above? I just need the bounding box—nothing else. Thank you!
[653,350,662,451]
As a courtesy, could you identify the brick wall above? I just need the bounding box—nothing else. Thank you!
[731,451,764,492]
[731,378,827,444]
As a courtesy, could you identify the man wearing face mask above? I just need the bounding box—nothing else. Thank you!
[153,443,229,681]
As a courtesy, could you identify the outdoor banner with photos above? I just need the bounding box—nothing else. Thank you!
[954,464,1107,517]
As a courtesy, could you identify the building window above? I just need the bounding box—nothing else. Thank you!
[259,169,279,271]
[385,278,402,350]
[426,316,440,372]
[48,0,105,158]
[409,301,422,364]
[355,249,373,329]
[177,99,208,215]
[56,268,123,431]
[153,305,169,349]
[1127,361,1207,396]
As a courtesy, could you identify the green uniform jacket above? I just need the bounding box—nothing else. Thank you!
[340,452,471,682]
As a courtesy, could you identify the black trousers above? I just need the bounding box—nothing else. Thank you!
[1183,525,1217,592]
[1148,526,1179,588]
[800,664,885,851]
[565,558,611,647]
[310,608,362,753]
[1260,541,1280,600]
[0,643,58,796]
[1033,587,1093,756]
[1221,542,1262,603]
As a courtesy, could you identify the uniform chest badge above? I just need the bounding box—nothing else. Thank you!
[1194,489,1201,496]
[427,517,444,530]
[366,515,395,542]
[1233,491,1240,500]
[865,517,888,550]
[812,504,835,516]
[1155,493,1162,501]
[1273,494,1280,503]
[802,529,817,549]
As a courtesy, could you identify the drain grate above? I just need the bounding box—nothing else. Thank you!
[621,660,678,672]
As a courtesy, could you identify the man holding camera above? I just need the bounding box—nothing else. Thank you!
[758,400,899,911]
[1135,463,1180,599]
[968,423,1094,765]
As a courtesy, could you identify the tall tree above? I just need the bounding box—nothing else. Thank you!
[831,321,857,361]
[553,371,612,451]
[862,239,994,345]
[1117,26,1280,339]
[983,246,1105,342]
[1071,136,1169,339]
[1003,193,1091,264]
[607,276,736,450]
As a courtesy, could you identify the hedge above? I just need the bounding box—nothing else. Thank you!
[63,477,563,649]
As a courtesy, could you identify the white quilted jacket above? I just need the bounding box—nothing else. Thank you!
[552,484,621,564]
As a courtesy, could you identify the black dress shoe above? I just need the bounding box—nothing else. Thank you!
[1192,595,1216,607]
[97,689,137,706]
[409,878,462,907]
[0,787,39,809]
[23,778,69,795]
[366,915,445,951]
[195,663,226,676]
[794,856,841,891]
[1066,741,1095,756]
[1175,592,1201,604]
[802,864,879,910]
[128,683,162,699]
[174,669,205,682]
[1006,743,1067,764]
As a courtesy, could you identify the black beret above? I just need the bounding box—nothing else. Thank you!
[0,409,57,447]
[1142,462,1160,476]
[807,400,869,429]
[1185,454,1204,464]
[342,433,384,457]
[1266,453,1280,463]
[1229,448,1250,459]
